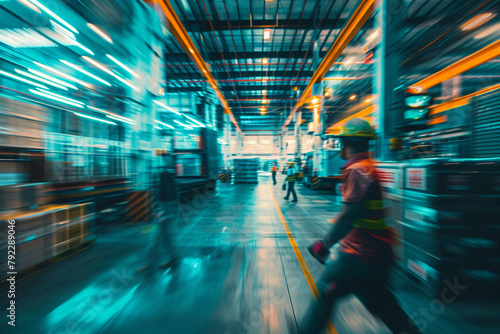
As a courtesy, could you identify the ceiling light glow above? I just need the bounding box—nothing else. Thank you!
[0,69,48,89]
[60,60,111,86]
[461,13,493,31]
[87,23,112,43]
[106,54,139,78]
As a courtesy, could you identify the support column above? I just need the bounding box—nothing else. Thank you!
[223,113,231,166]
[294,110,302,159]
[237,130,243,156]
[280,131,285,158]
[312,38,323,176]
[373,0,403,161]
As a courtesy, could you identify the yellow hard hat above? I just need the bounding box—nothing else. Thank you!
[337,118,377,140]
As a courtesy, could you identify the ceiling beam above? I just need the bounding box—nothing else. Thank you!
[408,38,500,93]
[166,51,330,62]
[183,18,348,32]
[283,0,377,129]
[144,0,240,132]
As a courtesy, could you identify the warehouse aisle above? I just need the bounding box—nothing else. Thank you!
[6,174,500,334]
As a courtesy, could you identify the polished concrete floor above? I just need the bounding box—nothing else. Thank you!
[5,173,500,333]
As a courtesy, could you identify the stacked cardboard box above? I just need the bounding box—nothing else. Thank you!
[232,158,259,183]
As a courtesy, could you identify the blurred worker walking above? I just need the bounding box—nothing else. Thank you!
[136,154,181,274]
[271,162,277,185]
[283,162,298,202]
[299,118,421,334]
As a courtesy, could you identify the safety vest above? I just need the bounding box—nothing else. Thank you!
[345,158,387,230]
[285,168,296,182]
[272,166,277,172]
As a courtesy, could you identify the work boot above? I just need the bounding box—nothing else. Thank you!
[284,197,289,200]
[291,199,298,202]
[308,240,330,264]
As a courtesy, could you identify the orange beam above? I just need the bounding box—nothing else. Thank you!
[429,82,500,115]
[408,38,500,94]
[283,0,376,130]
[144,0,240,132]
[427,115,448,125]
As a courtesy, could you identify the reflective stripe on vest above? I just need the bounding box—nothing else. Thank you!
[353,199,387,230]
[286,174,296,182]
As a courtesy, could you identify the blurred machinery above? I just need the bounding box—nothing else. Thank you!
[302,149,344,190]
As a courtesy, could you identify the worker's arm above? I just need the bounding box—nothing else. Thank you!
[308,168,372,263]
[322,202,363,248]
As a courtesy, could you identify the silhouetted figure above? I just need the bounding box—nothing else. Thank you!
[136,163,180,274]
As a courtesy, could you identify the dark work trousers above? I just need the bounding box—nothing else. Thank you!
[272,171,277,185]
[145,200,180,267]
[285,181,297,201]
[299,248,422,334]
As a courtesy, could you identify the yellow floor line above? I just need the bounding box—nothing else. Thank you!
[269,189,338,334]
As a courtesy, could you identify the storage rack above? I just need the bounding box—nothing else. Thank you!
[232,158,259,184]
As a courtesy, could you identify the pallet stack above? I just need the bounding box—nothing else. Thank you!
[232,158,259,184]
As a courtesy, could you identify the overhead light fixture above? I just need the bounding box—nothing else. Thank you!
[263,58,268,64]
[263,29,271,40]
[18,0,41,13]
[27,0,79,34]
[0,28,56,48]
[29,89,84,108]
[106,54,139,78]
[293,86,298,91]
[153,100,181,115]
[83,56,139,92]
[51,20,75,41]
[154,126,162,130]
[87,105,110,114]
[73,112,117,125]
[26,68,77,89]
[365,98,372,103]
[66,38,94,55]
[60,60,111,86]
[83,56,113,75]
[189,48,194,53]
[261,111,266,115]
[14,69,68,90]
[260,107,267,112]
[475,24,500,39]
[461,13,493,31]
[33,61,91,88]
[262,99,268,104]
[367,28,380,41]
[344,57,355,65]
[262,90,267,95]
[155,120,174,129]
[349,94,357,100]
[106,114,135,125]
[217,138,228,145]
[87,23,112,43]
[174,120,193,129]
[311,97,319,105]
[183,114,206,127]
[35,89,84,105]
[0,69,48,89]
